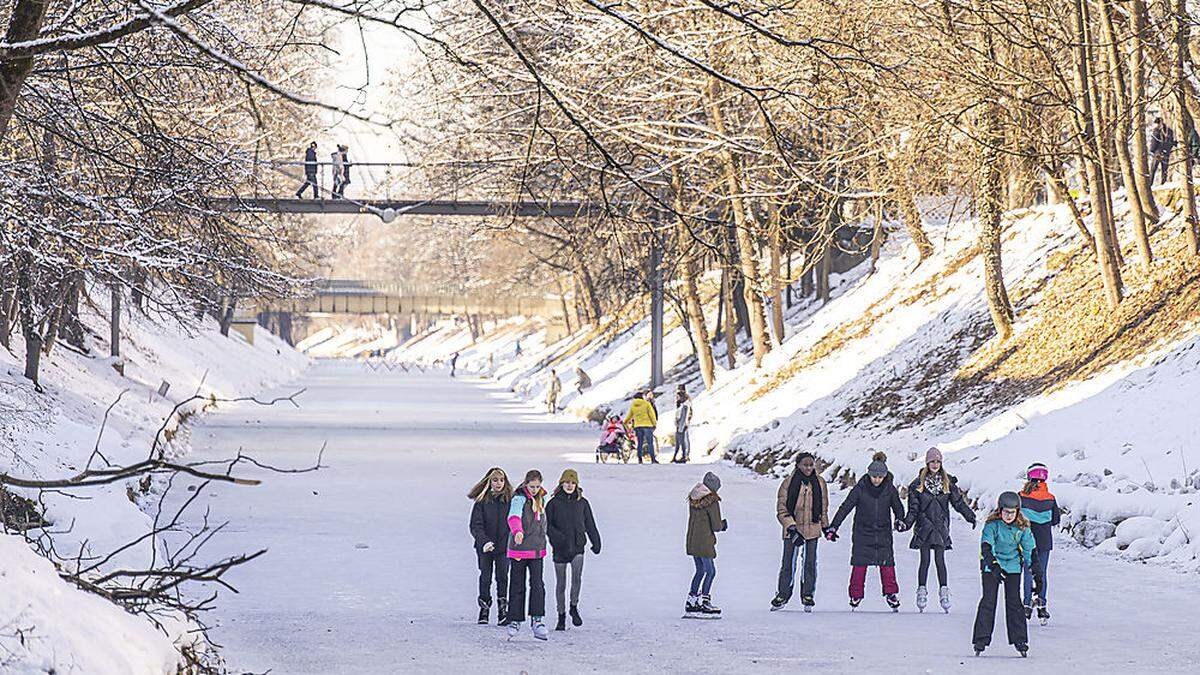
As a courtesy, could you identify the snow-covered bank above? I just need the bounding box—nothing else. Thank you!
[378,192,1200,574]
[0,292,308,673]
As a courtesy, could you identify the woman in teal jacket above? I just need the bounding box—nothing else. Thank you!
[972,491,1035,658]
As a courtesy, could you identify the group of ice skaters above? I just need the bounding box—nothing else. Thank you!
[468,448,1061,658]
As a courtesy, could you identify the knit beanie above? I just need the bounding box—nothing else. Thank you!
[867,451,889,478]
[703,471,721,492]
[559,468,580,485]
[925,447,943,465]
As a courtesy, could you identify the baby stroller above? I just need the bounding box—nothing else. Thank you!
[596,415,634,463]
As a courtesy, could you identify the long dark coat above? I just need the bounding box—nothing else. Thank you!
[902,473,976,550]
[469,494,510,554]
[546,488,601,563]
[829,474,905,567]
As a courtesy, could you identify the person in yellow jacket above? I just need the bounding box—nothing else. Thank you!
[627,391,659,464]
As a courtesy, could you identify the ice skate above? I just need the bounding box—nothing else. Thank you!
[849,597,862,610]
[973,641,986,656]
[1015,643,1029,658]
[700,594,722,616]
[770,593,788,611]
[531,617,548,641]
[555,612,566,631]
[570,604,583,627]
[938,586,951,614]
[507,621,520,640]
[885,593,900,611]
[1036,598,1050,626]
[497,599,508,625]
[915,586,928,613]
[478,598,490,625]
[801,595,814,613]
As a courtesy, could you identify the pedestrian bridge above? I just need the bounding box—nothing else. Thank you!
[259,279,558,318]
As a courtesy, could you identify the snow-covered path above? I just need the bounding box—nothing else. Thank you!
[181,361,1196,674]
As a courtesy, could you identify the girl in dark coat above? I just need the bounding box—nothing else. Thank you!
[825,452,907,610]
[545,468,601,631]
[902,447,976,613]
[468,467,513,624]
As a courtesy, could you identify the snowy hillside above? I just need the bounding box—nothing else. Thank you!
[0,292,308,673]
[380,190,1200,575]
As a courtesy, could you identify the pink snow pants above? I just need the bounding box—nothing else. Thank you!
[849,565,899,600]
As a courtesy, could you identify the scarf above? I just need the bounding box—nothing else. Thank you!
[786,469,824,524]
[923,471,945,496]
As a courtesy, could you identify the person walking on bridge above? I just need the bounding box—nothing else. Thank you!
[294,142,319,198]
[330,147,346,198]
[628,390,659,464]
[339,144,352,197]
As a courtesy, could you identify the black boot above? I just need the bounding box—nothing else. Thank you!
[478,598,490,625]
[555,613,567,631]
[1015,643,1029,657]
[497,598,508,625]
[570,605,583,626]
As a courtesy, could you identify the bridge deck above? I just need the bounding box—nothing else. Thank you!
[209,198,606,218]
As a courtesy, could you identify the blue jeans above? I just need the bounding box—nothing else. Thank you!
[635,427,657,462]
[673,429,690,462]
[1022,548,1050,605]
[690,556,716,596]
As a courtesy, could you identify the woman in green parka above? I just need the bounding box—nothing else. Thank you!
[685,471,726,617]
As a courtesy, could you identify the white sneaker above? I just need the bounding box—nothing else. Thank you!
[939,586,951,613]
[916,586,928,612]
[531,617,548,641]
[507,621,520,640]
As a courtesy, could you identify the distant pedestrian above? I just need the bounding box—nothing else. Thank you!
[450,351,459,378]
[515,341,523,357]
[545,469,601,631]
[671,387,692,464]
[468,467,513,625]
[506,469,549,641]
[330,148,346,198]
[771,451,829,612]
[627,391,658,464]
[685,471,726,618]
[1019,463,1060,625]
[972,492,1035,658]
[824,451,907,611]
[340,144,352,197]
[546,370,561,413]
[294,142,319,198]
[1149,116,1176,184]
[574,367,592,395]
[901,447,976,614]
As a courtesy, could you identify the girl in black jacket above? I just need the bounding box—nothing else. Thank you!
[545,468,601,631]
[468,467,513,624]
[825,452,907,610]
[902,447,976,613]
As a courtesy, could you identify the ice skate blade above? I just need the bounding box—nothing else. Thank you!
[682,612,721,620]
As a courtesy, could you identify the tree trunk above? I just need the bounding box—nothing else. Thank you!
[1175,0,1200,254]
[219,297,237,337]
[577,259,602,323]
[976,0,1015,339]
[768,210,785,344]
[0,285,13,349]
[895,164,935,262]
[706,81,771,366]
[720,266,737,369]
[673,177,716,388]
[556,278,573,335]
[1098,0,1153,266]
[0,0,52,141]
[1073,0,1125,308]
[1043,160,1097,253]
[1129,0,1161,223]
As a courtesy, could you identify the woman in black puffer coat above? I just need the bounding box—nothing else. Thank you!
[901,447,976,613]
[468,467,513,625]
[825,452,906,610]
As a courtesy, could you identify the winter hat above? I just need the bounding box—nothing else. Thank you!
[559,468,580,485]
[1026,463,1048,481]
[998,491,1021,509]
[925,447,944,465]
[867,451,889,478]
[703,471,721,493]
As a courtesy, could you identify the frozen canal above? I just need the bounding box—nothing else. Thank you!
[180,361,1198,673]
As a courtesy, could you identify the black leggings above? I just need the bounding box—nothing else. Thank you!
[918,546,948,587]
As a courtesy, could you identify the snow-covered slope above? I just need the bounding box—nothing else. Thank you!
[1,292,308,673]
[384,190,1200,574]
